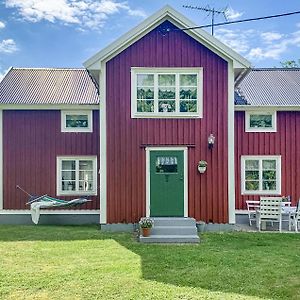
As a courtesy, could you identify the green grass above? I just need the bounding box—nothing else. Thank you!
[0,226,299,300]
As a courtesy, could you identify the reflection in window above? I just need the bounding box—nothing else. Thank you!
[156,156,178,173]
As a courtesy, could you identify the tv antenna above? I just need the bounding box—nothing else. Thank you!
[183,5,227,35]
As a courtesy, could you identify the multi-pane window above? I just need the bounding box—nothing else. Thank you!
[61,110,93,132]
[241,156,281,195]
[245,111,276,132]
[57,157,97,195]
[132,68,203,118]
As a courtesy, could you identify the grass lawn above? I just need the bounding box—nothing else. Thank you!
[0,226,299,300]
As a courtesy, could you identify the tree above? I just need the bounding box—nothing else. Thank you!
[280,59,300,68]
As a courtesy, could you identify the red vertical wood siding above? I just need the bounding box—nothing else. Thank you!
[106,21,229,223]
[3,110,100,209]
[235,111,300,209]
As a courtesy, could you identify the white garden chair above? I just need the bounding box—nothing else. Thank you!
[258,197,282,232]
[246,200,260,226]
[289,200,300,232]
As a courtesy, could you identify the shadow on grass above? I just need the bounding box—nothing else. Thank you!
[0,225,299,299]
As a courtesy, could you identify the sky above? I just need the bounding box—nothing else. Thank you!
[0,0,300,79]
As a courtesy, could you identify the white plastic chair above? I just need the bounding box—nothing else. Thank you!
[289,200,300,232]
[246,200,260,226]
[258,197,282,232]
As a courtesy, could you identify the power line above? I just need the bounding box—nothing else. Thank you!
[177,10,300,32]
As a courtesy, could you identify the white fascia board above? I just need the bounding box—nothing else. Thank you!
[0,210,100,215]
[83,5,251,70]
[0,67,13,84]
[235,105,300,111]
[0,104,99,110]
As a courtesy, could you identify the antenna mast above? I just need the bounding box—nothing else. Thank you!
[183,5,227,35]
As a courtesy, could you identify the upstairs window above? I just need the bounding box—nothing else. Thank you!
[241,156,281,195]
[245,111,276,132]
[131,68,203,118]
[61,110,93,132]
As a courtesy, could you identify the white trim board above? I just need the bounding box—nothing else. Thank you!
[0,210,100,215]
[0,110,2,210]
[84,5,250,71]
[145,146,188,218]
[228,61,235,224]
[0,105,99,110]
[235,105,300,111]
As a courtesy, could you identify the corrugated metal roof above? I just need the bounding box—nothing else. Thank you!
[0,68,99,105]
[235,68,300,106]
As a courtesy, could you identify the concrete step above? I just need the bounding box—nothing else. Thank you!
[151,225,198,235]
[140,235,200,243]
[152,217,196,227]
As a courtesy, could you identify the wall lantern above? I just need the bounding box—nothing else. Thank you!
[208,134,215,149]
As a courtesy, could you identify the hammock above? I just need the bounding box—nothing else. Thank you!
[17,186,92,224]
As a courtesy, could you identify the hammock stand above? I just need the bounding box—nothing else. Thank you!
[16,185,92,224]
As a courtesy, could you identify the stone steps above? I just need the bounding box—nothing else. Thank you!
[139,217,200,243]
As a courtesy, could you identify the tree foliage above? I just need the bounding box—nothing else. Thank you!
[280,59,300,68]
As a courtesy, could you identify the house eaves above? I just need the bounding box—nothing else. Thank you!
[83,5,251,74]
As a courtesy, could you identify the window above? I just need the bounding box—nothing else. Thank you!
[131,68,203,118]
[241,156,281,195]
[61,110,93,132]
[245,111,276,132]
[57,156,97,196]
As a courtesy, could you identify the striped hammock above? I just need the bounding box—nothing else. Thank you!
[28,195,91,224]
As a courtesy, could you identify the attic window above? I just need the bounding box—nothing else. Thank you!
[61,110,93,132]
[245,111,276,132]
[131,68,203,118]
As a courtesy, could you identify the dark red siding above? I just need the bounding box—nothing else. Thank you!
[3,110,100,209]
[235,111,300,209]
[106,21,229,223]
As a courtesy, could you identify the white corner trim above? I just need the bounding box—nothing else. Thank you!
[228,61,235,224]
[0,210,100,215]
[245,111,277,133]
[61,110,93,133]
[99,63,107,224]
[0,110,2,210]
[145,146,188,218]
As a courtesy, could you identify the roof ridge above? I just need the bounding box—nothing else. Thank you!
[251,68,300,71]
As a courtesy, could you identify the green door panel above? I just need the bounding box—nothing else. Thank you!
[150,150,184,217]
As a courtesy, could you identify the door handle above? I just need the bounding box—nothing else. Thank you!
[179,174,184,181]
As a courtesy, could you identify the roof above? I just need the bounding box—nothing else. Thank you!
[235,68,300,106]
[0,68,99,105]
[84,5,251,73]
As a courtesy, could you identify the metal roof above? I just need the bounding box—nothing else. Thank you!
[235,68,300,106]
[0,68,99,105]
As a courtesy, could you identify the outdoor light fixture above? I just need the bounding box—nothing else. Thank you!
[208,133,215,149]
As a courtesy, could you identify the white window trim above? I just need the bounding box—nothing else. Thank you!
[241,155,281,195]
[56,156,97,196]
[131,67,203,118]
[61,110,93,132]
[245,111,277,132]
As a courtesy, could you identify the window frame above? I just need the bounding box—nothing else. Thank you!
[56,156,97,196]
[241,155,281,195]
[245,111,277,132]
[61,110,93,132]
[131,67,203,118]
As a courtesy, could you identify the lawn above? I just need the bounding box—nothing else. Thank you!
[0,226,299,300]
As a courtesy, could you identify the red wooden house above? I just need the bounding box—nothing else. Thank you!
[0,6,298,228]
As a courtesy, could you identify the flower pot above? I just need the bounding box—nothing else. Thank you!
[142,227,151,237]
[198,166,207,173]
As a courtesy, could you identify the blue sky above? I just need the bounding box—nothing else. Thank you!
[0,0,300,78]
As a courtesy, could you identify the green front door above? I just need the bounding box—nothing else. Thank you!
[150,150,184,217]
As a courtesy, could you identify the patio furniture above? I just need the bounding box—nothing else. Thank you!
[246,200,260,226]
[289,200,300,232]
[258,197,283,232]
